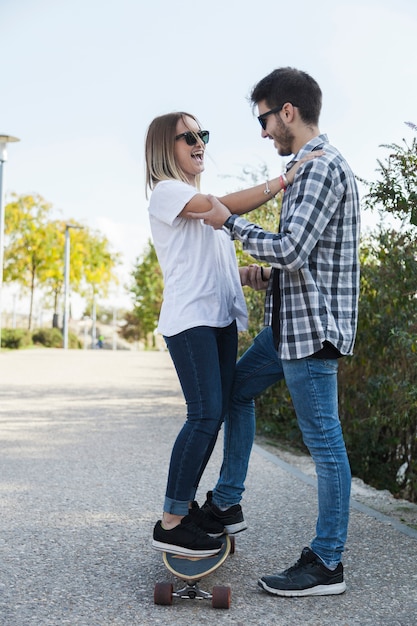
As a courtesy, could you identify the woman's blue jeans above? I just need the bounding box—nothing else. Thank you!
[213,326,351,567]
[163,322,237,516]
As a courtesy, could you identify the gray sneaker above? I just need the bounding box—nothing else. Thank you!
[258,547,346,597]
[201,491,247,535]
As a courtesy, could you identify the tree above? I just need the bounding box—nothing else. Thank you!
[40,221,120,327]
[4,193,121,329]
[72,227,120,312]
[361,121,417,226]
[129,240,163,348]
[4,194,54,329]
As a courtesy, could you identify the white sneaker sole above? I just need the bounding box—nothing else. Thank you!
[258,578,346,597]
[225,520,248,535]
[152,539,221,557]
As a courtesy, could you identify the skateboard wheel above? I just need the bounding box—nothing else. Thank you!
[154,582,173,605]
[211,585,231,609]
[229,535,235,555]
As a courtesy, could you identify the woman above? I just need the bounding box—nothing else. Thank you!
[146,112,310,557]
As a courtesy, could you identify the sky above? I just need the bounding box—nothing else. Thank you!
[1,0,417,318]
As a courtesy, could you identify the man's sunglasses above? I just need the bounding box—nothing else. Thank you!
[257,106,284,131]
[175,130,210,146]
[258,104,298,130]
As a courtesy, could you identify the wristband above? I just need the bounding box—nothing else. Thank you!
[264,181,274,196]
[281,172,289,188]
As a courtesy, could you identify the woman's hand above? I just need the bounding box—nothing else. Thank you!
[285,149,325,184]
[187,194,231,229]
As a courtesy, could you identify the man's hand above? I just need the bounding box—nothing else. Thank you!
[239,264,271,290]
[187,194,231,229]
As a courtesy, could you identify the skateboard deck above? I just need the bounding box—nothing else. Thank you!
[154,534,233,609]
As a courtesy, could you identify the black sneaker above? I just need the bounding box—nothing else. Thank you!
[152,516,222,557]
[258,547,346,597]
[188,501,225,537]
[201,490,247,535]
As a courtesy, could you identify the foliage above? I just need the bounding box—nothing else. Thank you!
[0,327,82,349]
[360,127,417,226]
[339,228,417,501]
[66,331,82,349]
[118,310,143,343]
[3,194,120,327]
[79,229,121,300]
[3,194,54,329]
[32,327,63,348]
[129,240,164,348]
[1,328,32,349]
[338,123,417,501]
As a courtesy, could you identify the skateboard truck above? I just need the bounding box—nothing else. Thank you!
[154,580,231,609]
[173,582,212,600]
[154,535,234,609]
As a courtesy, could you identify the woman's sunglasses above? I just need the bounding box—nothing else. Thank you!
[175,130,210,146]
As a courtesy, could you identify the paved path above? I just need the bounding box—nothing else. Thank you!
[0,349,416,625]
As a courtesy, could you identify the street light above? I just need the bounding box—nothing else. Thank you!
[0,135,20,351]
[63,223,83,349]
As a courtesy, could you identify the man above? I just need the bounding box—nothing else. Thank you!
[192,67,360,597]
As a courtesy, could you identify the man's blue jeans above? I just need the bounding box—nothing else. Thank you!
[163,322,238,516]
[212,326,351,567]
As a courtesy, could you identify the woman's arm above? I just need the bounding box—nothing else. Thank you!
[180,151,324,218]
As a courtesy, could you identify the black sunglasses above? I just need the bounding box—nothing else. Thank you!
[175,130,210,146]
[257,106,284,131]
[258,104,299,130]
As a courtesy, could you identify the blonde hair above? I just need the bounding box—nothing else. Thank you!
[145,112,203,198]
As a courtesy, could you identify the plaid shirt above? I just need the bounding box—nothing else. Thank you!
[225,134,360,359]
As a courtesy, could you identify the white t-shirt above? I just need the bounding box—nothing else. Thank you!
[148,179,248,337]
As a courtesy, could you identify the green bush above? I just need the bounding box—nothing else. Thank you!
[32,327,63,348]
[338,229,417,502]
[1,328,33,349]
[68,331,82,349]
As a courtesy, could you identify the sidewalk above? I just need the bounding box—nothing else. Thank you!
[0,349,416,626]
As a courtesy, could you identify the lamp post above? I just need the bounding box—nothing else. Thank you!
[0,135,20,351]
[63,223,83,349]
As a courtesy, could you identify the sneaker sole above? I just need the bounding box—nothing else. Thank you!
[225,520,248,535]
[152,539,221,557]
[208,531,226,538]
[257,578,346,597]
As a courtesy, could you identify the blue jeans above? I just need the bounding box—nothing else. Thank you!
[163,322,237,516]
[213,326,351,567]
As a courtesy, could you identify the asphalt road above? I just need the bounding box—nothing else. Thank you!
[0,349,416,625]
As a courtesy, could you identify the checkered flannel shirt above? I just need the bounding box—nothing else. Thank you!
[224,134,360,360]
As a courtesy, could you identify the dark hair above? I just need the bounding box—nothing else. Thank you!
[250,67,322,125]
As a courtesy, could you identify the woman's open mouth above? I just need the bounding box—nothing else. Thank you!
[191,150,204,163]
